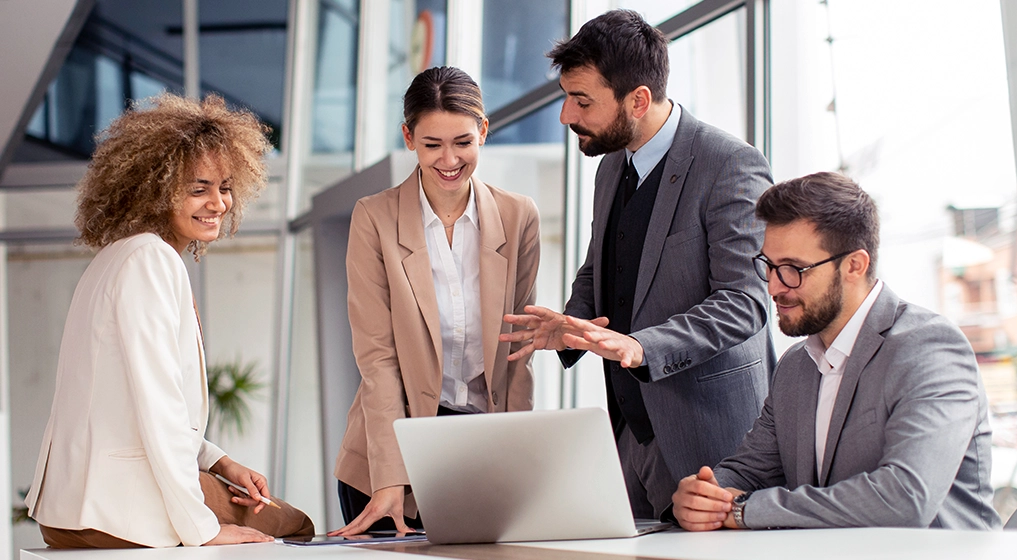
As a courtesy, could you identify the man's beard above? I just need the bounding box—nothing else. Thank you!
[775,273,843,337]
[570,106,636,156]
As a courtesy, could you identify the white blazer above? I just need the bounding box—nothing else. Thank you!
[25,233,226,547]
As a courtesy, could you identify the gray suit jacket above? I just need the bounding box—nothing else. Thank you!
[563,107,775,480]
[714,285,1001,529]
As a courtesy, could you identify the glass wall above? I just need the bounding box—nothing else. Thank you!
[387,0,447,150]
[16,0,184,162]
[198,0,289,148]
[770,0,1017,520]
[667,8,746,141]
[310,0,358,156]
[481,0,567,144]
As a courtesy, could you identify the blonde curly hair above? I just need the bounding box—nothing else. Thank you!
[75,92,272,259]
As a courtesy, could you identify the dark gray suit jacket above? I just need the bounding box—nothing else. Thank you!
[714,285,1001,529]
[563,106,775,480]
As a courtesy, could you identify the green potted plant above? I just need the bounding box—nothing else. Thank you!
[206,357,265,439]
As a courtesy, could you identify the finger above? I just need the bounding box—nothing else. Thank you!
[506,343,536,362]
[250,474,270,501]
[393,515,412,534]
[336,510,381,536]
[683,494,733,513]
[503,313,540,327]
[523,305,560,320]
[499,329,533,343]
[252,502,265,515]
[687,480,733,502]
[591,316,610,327]
[698,466,720,486]
[564,315,601,332]
[561,333,595,352]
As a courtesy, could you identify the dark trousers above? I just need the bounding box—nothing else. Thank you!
[337,405,471,531]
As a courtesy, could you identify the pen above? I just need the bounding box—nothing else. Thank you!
[213,472,282,509]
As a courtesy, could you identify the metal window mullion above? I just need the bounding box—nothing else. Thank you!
[269,0,316,495]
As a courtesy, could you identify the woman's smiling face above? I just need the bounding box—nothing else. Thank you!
[402,110,488,196]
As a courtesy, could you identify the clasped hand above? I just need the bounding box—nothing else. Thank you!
[501,305,644,368]
[672,466,744,531]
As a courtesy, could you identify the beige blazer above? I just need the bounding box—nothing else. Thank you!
[334,171,540,514]
[25,233,226,547]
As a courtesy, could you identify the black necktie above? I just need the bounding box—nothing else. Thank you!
[621,158,638,205]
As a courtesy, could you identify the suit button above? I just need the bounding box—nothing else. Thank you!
[492,391,499,406]
[677,362,685,369]
[619,396,627,404]
[670,174,678,183]
[618,297,626,306]
[664,365,672,374]
[617,265,623,274]
[617,231,625,241]
[685,358,693,366]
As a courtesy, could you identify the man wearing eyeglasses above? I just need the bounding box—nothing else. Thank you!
[672,171,1001,530]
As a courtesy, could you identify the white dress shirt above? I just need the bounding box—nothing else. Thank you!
[419,174,487,413]
[625,101,681,188]
[805,279,883,475]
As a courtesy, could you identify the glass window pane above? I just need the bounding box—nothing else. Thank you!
[198,0,289,150]
[387,0,448,151]
[478,102,565,410]
[311,0,359,155]
[618,1,700,26]
[771,0,1017,520]
[667,8,747,141]
[481,0,567,122]
[201,235,279,468]
[14,0,185,163]
[284,228,324,530]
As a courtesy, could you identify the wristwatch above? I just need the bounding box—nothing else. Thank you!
[731,491,753,529]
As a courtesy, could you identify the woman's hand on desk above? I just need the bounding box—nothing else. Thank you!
[204,523,273,545]
[328,485,411,536]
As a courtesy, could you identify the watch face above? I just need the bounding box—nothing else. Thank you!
[734,492,752,504]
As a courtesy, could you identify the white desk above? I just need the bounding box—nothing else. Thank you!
[21,528,1017,560]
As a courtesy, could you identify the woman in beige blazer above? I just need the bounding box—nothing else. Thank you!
[330,67,540,535]
[25,93,312,548]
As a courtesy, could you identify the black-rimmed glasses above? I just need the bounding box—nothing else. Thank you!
[752,251,855,289]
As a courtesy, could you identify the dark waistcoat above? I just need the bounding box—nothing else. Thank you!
[601,155,667,443]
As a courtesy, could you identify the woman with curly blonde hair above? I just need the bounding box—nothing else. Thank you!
[24,92,313,548]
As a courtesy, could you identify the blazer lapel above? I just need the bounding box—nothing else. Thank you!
[819,286,897,484]
[793,349,820,488]
[633,106,695,316]
[397,170,444,369]
[474,179,508,405]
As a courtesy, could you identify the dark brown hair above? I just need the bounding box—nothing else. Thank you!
[403,66,486,133]
[756,171,880,280]
[75,92,271,259]
[548,9,669,103]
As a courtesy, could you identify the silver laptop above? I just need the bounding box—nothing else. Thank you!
[393,407,672,544]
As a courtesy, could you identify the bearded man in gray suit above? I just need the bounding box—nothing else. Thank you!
[501,9,775,519]
[673,172,1001,530]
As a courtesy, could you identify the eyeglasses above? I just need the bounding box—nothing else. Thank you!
[752,251,855,289]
